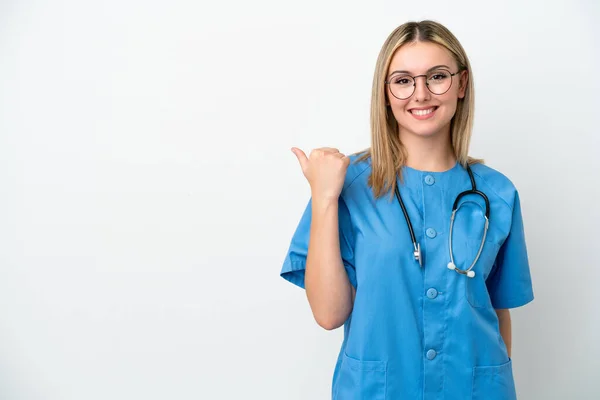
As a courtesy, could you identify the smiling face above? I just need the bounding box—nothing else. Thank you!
[386,41,468,139]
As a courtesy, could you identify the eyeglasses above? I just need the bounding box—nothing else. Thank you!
[384,68,465,100]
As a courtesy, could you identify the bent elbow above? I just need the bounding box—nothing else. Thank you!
[315,313,349,331]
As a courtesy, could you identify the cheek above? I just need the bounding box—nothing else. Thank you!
[434,91,459,116]
[388,102,409,123]
[387,97,409,118]
[442,97,459,117]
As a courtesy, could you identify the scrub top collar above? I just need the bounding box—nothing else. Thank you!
[398,160,463,189]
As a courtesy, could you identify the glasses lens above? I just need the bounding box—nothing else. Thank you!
[388,75,415,99]
[426,69,452,95]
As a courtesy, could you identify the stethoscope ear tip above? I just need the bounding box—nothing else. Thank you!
[447,262,475,278]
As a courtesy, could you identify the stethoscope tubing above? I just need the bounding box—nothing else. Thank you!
[393,163,490,277]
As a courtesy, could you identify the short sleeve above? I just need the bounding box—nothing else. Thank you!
[279,196,357,290]
[486,190,534,309]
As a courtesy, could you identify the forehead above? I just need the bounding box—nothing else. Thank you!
[388,41,456,74]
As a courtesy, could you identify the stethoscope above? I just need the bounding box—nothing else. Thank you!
[394,163,490,278]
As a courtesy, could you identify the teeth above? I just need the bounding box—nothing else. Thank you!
[411,107,436,116]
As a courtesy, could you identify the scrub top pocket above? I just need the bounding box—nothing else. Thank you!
[471,358,517,400]
[464,239,501,308]
[333,351,387,400]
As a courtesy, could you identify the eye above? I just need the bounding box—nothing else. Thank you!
[429,71,450,81]
[392,76,412,85]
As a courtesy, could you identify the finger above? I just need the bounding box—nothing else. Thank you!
[291,147,308,170]
[320,147,340,153]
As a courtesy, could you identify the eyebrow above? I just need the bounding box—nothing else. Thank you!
[388,64,451,77]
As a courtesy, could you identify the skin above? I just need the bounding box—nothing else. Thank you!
[291,147,354,330]
[497,308,512,357]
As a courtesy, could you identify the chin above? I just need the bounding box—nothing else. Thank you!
[400,124,443,138]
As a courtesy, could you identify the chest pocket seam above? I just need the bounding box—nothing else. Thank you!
[464,239,501,308]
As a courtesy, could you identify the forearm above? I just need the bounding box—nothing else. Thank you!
[496,309,512,358]
[305,198,354,330]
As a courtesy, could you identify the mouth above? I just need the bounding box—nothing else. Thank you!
[408,106,438,120]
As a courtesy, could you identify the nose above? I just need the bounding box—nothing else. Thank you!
[413,75,431,102]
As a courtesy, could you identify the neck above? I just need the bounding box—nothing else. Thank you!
[400,127,456,172]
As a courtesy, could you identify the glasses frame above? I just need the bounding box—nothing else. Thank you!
[384,67,466,100]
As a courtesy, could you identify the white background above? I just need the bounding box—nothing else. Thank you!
[0,0,598,399]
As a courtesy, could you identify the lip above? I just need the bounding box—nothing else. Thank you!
[408,106,439,111]
[408,106,438,120]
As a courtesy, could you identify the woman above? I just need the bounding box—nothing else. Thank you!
[280,20,534,400]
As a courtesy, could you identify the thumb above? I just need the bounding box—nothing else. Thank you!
[291,147,308,170]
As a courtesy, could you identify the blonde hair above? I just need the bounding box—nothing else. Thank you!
[354,20,483,200]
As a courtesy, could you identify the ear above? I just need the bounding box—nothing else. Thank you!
[458,70,468,99]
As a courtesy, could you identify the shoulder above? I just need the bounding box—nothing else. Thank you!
[341,150,372,194]
[469,162,520,210]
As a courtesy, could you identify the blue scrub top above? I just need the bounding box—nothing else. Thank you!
[280,153,534,400]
